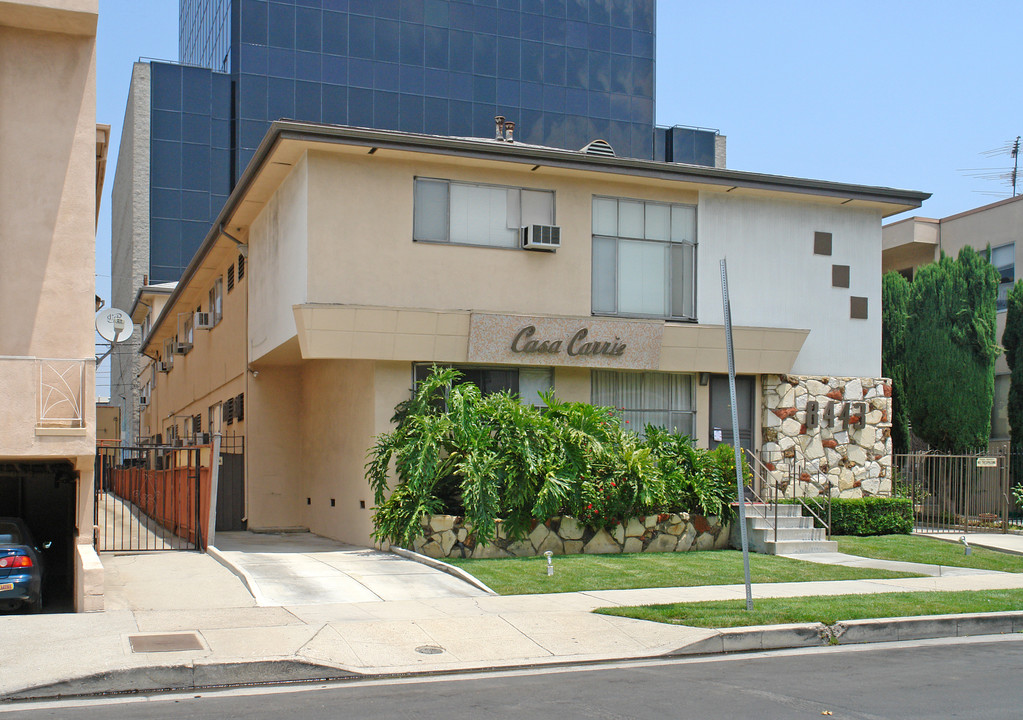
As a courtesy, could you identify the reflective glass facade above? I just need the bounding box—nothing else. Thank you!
[150,62,233,282]
[151,1,715,284]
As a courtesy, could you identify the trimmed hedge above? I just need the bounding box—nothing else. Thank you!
[783,497,913,536]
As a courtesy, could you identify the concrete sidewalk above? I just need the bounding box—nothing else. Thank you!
[916,531,1023,557]
[4,557,1023,699]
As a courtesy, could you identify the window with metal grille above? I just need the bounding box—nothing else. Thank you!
[224,397,234,425]
[227,264,235,292]
[234,393,244,421]
[237,253,245,279]
[193,414,201,435]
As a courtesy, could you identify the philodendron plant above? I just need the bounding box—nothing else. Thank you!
[367,366,743,548]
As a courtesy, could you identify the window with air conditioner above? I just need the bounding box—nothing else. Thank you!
[414,178,554,249]
[592,196,697,320]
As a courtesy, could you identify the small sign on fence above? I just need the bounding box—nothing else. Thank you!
[976,456,999,468]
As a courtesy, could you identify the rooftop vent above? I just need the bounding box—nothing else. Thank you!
[581,139,616,157]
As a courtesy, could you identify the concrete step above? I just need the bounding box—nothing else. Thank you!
[749,527,828,543]
[763,539,839,554]
[737,503,804,518]
[747,516,815,531]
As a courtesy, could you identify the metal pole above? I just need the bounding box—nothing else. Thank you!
[207,433,223,550]
[721,258,753,611]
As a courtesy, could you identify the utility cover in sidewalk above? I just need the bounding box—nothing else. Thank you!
[415,645,444,655]
[129,632,204,653]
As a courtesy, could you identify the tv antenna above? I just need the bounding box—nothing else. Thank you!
[959,136,1020,198]
[95,308,134,363]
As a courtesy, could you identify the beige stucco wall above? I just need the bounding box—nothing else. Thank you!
[0,0,98,612]
[299,150,699,320]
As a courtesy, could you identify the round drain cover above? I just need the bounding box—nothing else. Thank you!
[415,645,445,655]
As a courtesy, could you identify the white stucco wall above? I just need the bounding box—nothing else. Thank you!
[697,193,882,378]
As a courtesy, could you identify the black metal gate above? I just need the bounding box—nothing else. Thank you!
[215,438,246,532]
[94,443,205,551]
[895,449,1022,533]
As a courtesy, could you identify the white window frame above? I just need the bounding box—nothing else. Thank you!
[992,243,1014,312]
[209,276,224,325]
[591,196,697,320]
[413,177,555,249]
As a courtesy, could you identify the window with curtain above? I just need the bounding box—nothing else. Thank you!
[592,196,697,319]
[591,370,695,437]
[414,178,555,249]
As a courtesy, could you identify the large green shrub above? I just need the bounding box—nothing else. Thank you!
[791,497,913,536]
[367,367,742,547]
[882,271,911,456]
[1002,281,1023,454]
[906,247,999,451]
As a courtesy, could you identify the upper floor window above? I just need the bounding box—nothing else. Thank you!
[209,276,223,325]
[591,196,697,320]
[992,243,1014,311]
[413,178,554,249]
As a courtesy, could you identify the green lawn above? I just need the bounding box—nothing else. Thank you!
[445,550,919,595]
[834,535,1023,573]
[595,589,1023,629]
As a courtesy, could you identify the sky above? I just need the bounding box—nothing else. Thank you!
[94,0,1023,391]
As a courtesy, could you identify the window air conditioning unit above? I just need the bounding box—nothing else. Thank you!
[521,224,561,251]
[139,395,149,407]
[173,341,192,355]
[156,361,171,373]
[194,311,213,329]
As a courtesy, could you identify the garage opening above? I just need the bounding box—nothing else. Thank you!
[0,461,77,613]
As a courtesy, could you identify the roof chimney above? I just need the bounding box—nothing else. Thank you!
[494,115,506,141]
[504,120,515,143]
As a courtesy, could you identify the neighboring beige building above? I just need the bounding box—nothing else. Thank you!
[139,121,926,547]
[882,194,1023,442]
[0,0,101,611]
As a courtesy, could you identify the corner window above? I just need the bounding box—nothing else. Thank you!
[209,276,223,325]
[592,196,697,320]
[414,178,554,249]
[992,243,1014,311]
[592,370,696,437]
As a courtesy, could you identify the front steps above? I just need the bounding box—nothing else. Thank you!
[730,503,837,555]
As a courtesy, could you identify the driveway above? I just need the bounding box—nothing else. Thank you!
[211,531,488,606]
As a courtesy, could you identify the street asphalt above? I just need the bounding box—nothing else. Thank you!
[1,530,1021,701]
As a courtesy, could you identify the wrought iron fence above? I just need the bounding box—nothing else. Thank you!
[894,448,1022,534]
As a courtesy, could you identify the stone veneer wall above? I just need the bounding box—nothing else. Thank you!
[762,374,893,498]
[413,513,730,559]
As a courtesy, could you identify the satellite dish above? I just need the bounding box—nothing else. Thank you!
[95,308,134,343]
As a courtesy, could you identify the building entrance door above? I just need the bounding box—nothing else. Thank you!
[709,374,754,452]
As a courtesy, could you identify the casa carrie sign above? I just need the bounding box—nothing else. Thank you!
[468,313,663,370]
[510,325,627,358]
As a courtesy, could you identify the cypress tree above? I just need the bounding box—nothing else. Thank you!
[882,271,911,455]
[1002,281,1023,451]
[905,247,1000,451]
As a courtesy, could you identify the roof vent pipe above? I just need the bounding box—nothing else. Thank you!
[494,115,506,141]
[504,120,515,143]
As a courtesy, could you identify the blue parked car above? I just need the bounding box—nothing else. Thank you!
[0,517,48,612]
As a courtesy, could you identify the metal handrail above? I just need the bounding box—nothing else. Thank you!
[742,447,833,540]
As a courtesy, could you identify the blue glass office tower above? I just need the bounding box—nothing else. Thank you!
[133,1,718,284]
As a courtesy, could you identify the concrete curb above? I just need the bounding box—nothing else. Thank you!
[670,610,1023,655]
[390,546,498,595]
[4,611,1022,702]
[206,546,271,606]
[5,660,362,701]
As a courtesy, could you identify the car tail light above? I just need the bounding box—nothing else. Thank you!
[0,555,32,568]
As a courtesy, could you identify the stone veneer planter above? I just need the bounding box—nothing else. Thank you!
[412,513,730,559]
[762,374,893,498]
